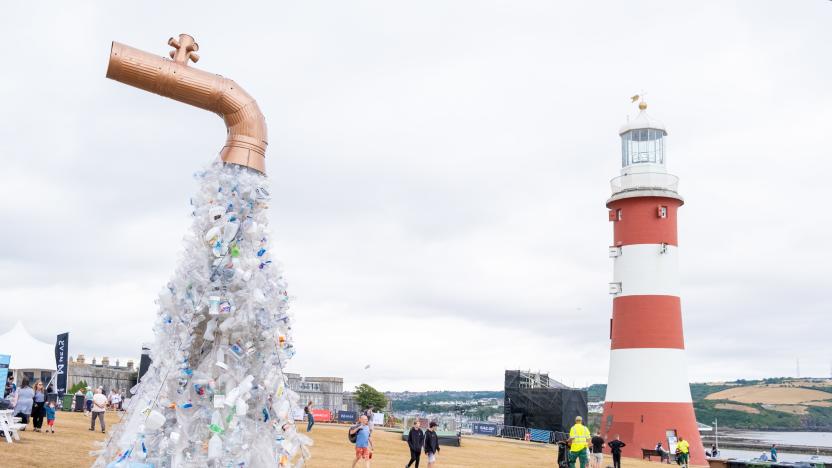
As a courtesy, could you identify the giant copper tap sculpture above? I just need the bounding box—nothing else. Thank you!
[107,34,268,173]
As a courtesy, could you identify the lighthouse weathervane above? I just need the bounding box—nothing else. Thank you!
[601,97,704,465]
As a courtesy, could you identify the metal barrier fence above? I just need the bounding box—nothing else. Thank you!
[500,425,528,440]
[399,417,568,445]
[488,424,568,444]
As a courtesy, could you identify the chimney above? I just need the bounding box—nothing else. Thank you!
[77,354,86,364]
[127,360,134,371]
[115,359,120,367]
[92,357,97,365]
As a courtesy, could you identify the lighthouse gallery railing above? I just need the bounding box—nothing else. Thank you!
[610,172,679,194]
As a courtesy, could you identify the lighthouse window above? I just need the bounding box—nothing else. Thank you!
[622,128,666,166]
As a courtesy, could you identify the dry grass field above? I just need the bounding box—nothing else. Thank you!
[2,413,674,468]
[705,385,832,405]
[713,403,759,414]
[2,409,110,467]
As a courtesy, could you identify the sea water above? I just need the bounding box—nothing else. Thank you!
[716,431,832,463]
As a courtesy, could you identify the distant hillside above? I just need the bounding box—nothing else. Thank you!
[586,378,832,430]
[696,378,832,430]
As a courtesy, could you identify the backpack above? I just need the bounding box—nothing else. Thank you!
[348,424,360,443]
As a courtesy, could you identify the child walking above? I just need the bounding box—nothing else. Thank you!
[45,401,56,433]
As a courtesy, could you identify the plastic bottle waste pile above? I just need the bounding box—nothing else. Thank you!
[95,160,312,467]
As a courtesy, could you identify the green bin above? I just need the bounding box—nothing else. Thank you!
[61,394,73,411]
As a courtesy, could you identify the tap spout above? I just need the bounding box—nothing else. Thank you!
[106,34,267,173]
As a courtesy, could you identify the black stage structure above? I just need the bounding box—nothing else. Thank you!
[504,370,588,432]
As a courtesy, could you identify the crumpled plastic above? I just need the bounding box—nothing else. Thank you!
[94,159,310,467]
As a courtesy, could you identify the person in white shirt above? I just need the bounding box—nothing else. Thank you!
[89,388,108,433]
[111,389,122,411]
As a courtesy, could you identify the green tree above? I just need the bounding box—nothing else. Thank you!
[68,380,88,394]
[355,383,388,411]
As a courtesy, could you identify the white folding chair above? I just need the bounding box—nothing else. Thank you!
[0,410,25,443]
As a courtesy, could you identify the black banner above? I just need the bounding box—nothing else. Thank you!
[54,332,69,396]
[138,345,152,381]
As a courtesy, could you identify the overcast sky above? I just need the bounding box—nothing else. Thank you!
[1,1,830,392]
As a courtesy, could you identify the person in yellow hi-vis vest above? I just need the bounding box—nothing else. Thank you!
[676,436,690,468]
[568,416,591,468]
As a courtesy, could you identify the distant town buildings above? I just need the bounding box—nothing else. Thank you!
[285,373,344,411]
[68,354,138,392]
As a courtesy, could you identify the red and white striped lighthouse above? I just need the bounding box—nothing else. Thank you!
[601,100,704,465]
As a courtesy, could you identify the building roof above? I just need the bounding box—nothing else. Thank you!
[619,109,667,135]
[0,321,57,370]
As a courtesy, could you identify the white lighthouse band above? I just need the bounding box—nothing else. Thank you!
[607,348,694,403]
[611,243,680,297]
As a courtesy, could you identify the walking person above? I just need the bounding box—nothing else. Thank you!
[350,414,373,468]
[31,381,46,432]
[304,401,314,432]
[89,388,108,433]
[608,434,626,468]
[590,432,605,468]
[364,405,375,432]
[45,401,57,433]
[12,377,34,430]
[406,420,425,468]
[676,436,690,468]
[568,416,591,468]
[424,421,441,467]
[84,387,94,413]
[770,444,777,462]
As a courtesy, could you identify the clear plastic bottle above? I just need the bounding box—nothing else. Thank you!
[208,433,222,459]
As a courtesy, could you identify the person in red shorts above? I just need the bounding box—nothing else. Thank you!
[350,414,373,468]
[45,401,57,433]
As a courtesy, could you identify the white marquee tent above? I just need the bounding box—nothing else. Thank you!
[0,321,56,371]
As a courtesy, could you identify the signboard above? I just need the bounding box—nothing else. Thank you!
[338,410,357,423]
[372,412,384,426]
[54,332,69,396]
[472,422,498,436]
[311,409,332,422]
[292,407,305,421]
[667,435,678,455]
[0,354,10,399]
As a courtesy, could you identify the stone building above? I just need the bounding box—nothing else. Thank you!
[285,373,344,412]
[68,354,138,393]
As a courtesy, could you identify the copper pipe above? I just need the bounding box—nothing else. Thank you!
[106,34,267,173]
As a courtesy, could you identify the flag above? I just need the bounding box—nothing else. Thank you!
[54,332,69,396]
